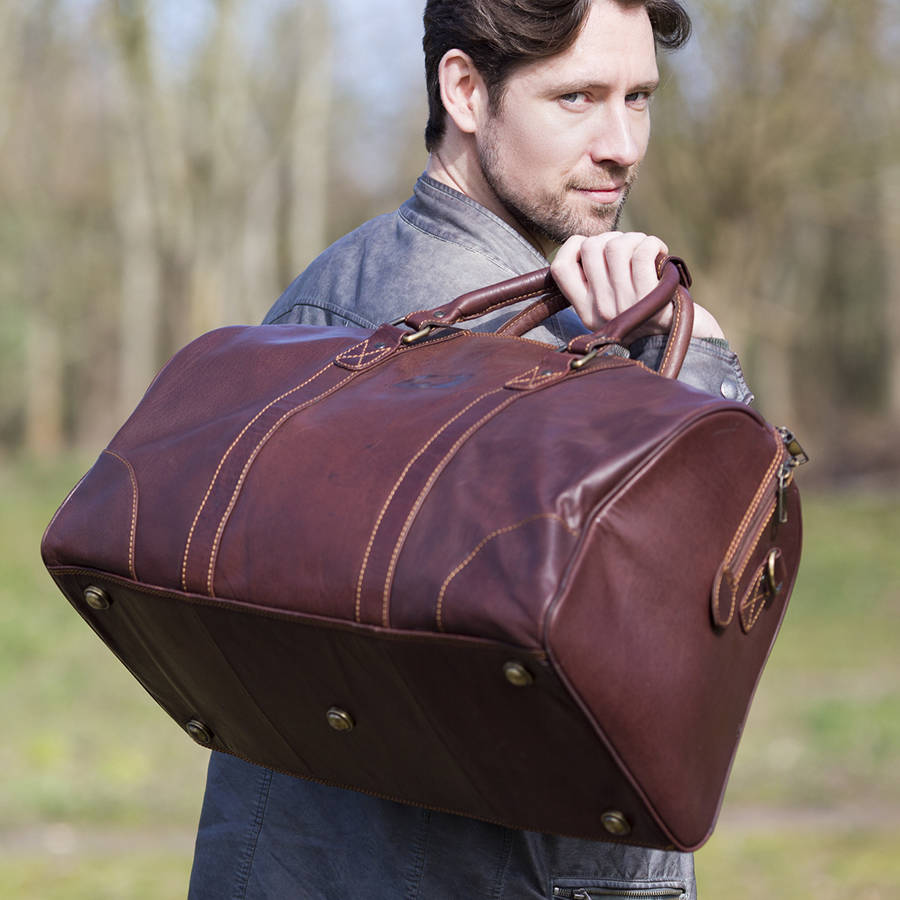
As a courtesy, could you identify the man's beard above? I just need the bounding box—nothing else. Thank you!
[478,133,636,248]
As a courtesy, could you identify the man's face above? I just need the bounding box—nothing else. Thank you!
[476,0,659,249]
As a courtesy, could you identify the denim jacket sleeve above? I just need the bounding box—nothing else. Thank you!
[629,334,754,405]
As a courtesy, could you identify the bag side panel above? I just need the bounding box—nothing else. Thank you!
[547,409,802,850]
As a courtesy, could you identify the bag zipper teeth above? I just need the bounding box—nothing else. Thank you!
[553,888,686,899]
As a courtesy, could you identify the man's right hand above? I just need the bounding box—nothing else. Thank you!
[550,232,725,341]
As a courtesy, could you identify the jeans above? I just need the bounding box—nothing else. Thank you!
[188,753,696,900]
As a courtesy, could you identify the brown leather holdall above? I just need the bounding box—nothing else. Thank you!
[41,258,806,851]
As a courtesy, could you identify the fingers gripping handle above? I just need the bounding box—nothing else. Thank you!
[566,256,694,379]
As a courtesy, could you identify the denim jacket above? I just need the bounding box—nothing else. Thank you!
[265,173,752,405]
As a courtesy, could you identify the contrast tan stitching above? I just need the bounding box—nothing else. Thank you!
[722,444,782,573]
[739,571,768,632]
[354,387,505,623]
[434,514,578,631]
[505,364,563,390]
[381,391,525,626]
[494,293,565,336]
[712,438,782,630]
[181,359,335,590]
[103,449,139,581]
[206,370,359,596]
[731,497,776,591]
[659,287,683,374]
[404,286,548,324]
[335,336,393,369]
[711,568,737,628]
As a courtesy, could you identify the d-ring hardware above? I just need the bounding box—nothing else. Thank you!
[401,325,436,345]
[569,348,599,371]
[764,549,782,596]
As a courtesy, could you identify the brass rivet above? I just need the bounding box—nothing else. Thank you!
[83,586,111,610]
[326,707,355,732]
[601,810,632,836]
[373,342,387,350]
[185,719,213,746]
[503,661,534,687]
[434,310,446,318]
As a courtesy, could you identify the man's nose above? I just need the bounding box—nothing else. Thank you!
[588,104,642,168]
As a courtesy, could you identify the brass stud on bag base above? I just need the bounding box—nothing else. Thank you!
[83,585,111,610]
[601,810,632,836]
[326,707,355,732]
[185,719,213,746]
[502,661,534,687]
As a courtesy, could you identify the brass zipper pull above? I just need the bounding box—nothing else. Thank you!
[775,426,809,525]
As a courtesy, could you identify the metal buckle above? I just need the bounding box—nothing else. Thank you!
[400,325,436,345]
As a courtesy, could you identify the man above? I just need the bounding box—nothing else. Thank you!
[188,2,750,897]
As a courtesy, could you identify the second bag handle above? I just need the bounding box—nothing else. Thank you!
[403,256,694,379]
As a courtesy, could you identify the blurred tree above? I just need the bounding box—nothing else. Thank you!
[285,0,333,278]
[0,0,897,481]
[107,0,165,421]
[101,0,334,417]
[630,0,898,465]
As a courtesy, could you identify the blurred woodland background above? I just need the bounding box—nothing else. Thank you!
[1,0,899,481]
[2,1,900,898]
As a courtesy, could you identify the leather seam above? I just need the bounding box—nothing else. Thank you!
[381,390,527,626]
[355,387,506,623]
[103,449,139,581]
[335,334,394,369]
[434,513,578,631]
[181,359,335,591]
[659,286,683,374]
[723,442,781,568]
[206,370,358,596]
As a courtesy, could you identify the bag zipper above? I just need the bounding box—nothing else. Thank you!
[552,887,686,899]
[775,426,809,524]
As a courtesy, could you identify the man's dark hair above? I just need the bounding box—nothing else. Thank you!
[423,0,691,151]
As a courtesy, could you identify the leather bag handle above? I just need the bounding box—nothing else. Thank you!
[403,256,694,379]
[404,268,558,332]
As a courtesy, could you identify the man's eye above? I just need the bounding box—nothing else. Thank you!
[559,92,588,106]
[626,91,652,106]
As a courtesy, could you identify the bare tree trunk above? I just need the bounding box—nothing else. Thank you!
[107,0,163,418]
[113,129,160,414]
[240,154,282,321]
[883,164,900,421]
[287,0,332,275]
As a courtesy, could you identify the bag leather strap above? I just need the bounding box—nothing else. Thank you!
[403,256,694,379]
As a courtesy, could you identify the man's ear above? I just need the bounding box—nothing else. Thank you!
[438,49,489,136]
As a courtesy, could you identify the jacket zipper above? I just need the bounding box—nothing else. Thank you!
[553,887,686,899]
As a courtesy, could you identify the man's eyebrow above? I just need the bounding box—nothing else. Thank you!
[546,76,661,95]
[630,79,660,94]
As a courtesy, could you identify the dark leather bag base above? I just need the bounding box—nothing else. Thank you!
[42,318,802,851]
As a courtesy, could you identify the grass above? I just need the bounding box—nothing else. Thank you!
[0,851,194,900]
[0,459,208,835]
[2,459,899,898]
